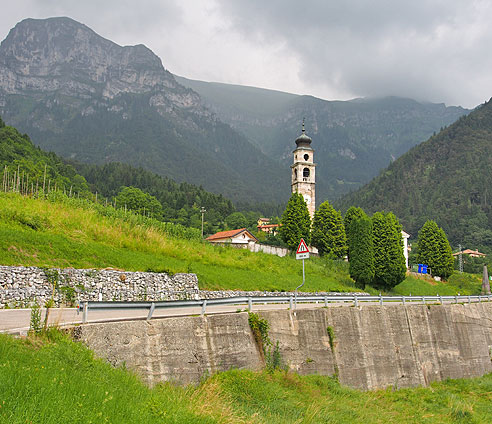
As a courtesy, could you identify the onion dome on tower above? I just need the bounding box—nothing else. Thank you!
[295,122,313,149]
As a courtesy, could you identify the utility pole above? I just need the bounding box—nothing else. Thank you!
[200,207,206,239]
[458,243,463,273]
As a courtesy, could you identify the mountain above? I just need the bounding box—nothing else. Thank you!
[176,76,469,200]
[0,17,287,204]
[335,99,492,249]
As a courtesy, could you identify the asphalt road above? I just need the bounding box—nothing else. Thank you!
[0,301,340,335]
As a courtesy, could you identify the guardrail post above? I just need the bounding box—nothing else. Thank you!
[489,295,491,302]
[354,296,358,307]
[289,296,293,310]
[468,295,471,304]
[455,295,458,304]
[147,302,155,321]
[248,297,253,312]
[201,299,207,316]
[324,296,328,307]
[402,296,406,305]
[422,296,425,305]
[379,294,382,306]
[479,295,482,303]
[439,295,442,305]
[82,302,88,324]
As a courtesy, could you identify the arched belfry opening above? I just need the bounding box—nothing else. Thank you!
[290,120,316,218]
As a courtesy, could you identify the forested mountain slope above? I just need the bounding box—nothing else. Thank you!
[0,17,286,204]
[176,76,469,201]
[336,99,492,249]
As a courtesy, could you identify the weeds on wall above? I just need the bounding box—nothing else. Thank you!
[248,312,286,372]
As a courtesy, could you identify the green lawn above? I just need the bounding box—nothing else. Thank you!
[1,332,492,423]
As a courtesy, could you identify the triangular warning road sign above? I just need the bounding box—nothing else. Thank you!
[296,238,309,254]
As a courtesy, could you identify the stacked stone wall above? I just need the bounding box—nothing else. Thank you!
[0,266,199,308]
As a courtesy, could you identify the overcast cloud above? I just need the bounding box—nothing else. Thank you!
[1,0,491,108]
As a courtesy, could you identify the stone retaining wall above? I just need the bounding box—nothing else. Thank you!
[0,266,199,308]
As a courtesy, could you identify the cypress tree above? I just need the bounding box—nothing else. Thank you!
[311,201,347,258]
[344,206,365,260]
[280,192,311,251]
[417,220,454,279]
[348,213,375,289]
[372,212,406,291]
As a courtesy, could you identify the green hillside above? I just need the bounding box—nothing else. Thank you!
[0,191,355,293]
[0,116,89,194]
[336,99,492,250]
[2,332,492,423]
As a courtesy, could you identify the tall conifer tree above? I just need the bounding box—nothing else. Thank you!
[372,212,406,290]
[311,201,347,258]
[348,212,375,289]
[280,192,311,251]
[417,220,454,279]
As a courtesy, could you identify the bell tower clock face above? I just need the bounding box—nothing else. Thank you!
[303,194,311,205]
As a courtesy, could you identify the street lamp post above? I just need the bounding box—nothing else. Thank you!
[200,207,206,238]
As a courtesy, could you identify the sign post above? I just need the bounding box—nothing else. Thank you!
[295,239,310,309]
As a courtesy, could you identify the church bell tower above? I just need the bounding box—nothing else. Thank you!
[291,121,316,218]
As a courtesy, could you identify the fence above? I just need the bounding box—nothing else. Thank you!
[78,294,492,323]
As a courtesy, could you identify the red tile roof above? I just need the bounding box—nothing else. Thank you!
[206,228,256,241]
[257,224,280,229]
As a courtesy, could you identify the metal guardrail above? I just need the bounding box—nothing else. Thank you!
[78,294,492,324]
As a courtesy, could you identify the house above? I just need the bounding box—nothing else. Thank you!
[402,230,410,268]
[453,249,486,258]
[206,228,258,245]
[257,223,280,235]
[257,218,270,227]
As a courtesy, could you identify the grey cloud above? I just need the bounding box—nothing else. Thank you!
[215,0,492,107]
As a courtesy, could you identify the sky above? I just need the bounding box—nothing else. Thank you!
[1,0,491,108]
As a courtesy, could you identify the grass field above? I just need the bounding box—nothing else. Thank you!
[0,192,355,293]
[0,191,482,296]
[1,332,492,424]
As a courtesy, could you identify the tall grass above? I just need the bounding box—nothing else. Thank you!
[0,192,356,292]
[1,332,492,423]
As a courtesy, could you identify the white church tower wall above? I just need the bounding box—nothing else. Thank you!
[291,122,316,218]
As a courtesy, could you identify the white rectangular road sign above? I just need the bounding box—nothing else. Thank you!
[296,252,309,260]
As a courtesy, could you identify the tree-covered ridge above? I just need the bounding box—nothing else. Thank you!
[74,162,236,233]
[336,99,492,249]
[0,121,89,194]
[0,117,250,235]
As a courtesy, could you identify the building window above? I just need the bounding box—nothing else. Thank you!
[295,169,298,179]
[303,168,310,178]
[304,154,309,161]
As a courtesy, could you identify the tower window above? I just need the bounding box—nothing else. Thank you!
[303,168,310,178]
[304,154,309,161]
[294,169,298,179]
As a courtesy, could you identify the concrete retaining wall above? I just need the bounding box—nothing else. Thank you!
[74,303,492,390]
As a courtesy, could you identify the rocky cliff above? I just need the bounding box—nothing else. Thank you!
[0,17,286,204]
